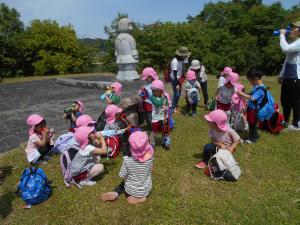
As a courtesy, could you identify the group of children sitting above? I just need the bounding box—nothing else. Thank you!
[24,65,276,204]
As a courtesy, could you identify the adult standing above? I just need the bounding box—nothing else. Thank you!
[279,21,300,130]
[190,60,209,106]
[170,46,191,113]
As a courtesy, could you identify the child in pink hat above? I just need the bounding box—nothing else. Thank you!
[149,80,171,149]
[103,104,123,131]
[76,114,96,128]
[71,126,107,186]
[63,100,85,132]
[184,70,201,117]
[218,66,233,88]
[100,131,154,205]
[195,110,240,169]
[25,114,55,164]
[106,82,122,105]
[216,72,239,118]
[138,67,159,133]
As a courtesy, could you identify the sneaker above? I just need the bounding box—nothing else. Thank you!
[245,139,254,144]
[192,113,197,117]
[79,180,96,186]
[185,113,190,117]
[195,161,206,169]
[281,121,289,128]
[287,125,300,131]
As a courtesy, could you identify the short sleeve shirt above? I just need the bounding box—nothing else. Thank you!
[208,127,240,147]
[217,85,236,104]
[247,84,266,110]
[109,93,121,105]
[170,58,183,80]
[25,133,42,162]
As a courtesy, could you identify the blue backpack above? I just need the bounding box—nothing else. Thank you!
[17,167,52,206]
[253,86,275,121]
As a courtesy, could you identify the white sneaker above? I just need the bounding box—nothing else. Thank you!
[79,180,96,186]
[287,125,300,131]
[245,140,253,144]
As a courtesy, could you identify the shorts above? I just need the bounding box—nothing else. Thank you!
[216,101,231,111]
[152,120,169,134]
[247,109,257,125]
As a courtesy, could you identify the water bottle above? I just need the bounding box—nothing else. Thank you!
[273,25,291,36]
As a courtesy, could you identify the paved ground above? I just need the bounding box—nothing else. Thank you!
[0,76,143,154]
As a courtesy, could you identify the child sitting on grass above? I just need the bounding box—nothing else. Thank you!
[184,70,201,117]
[71,126,107,186]
[63,100,84,132]
[25,114,55,165]
[195,110,240,169]
[237,68,267,144]
[106,82,122,105]
[100,131,154,205]
[149,80,170,149]
[138,67,158,134]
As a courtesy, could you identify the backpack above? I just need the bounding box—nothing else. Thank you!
[60,147,82,189]
[106,136,121,159]
[253,86,275,121]
[17,167,52,206]
[208,149,241,182]
[232,112,248,132]
[187,82,200,104]
[258,110,284,134]
[95,111,106,131]
[52,132,77,154]
[207,97,216,111]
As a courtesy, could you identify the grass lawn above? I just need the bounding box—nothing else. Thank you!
[0,76,299,225]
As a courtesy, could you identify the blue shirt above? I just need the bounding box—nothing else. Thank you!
[70,112,82,128]
[247,84,266,110]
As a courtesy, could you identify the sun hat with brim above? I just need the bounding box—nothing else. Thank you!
[142,67,158,81]
[187,70,196,80]
[225,72,239,86]
[27,114,45,135]
[74,126,95,149]
[151,79,164,91]
[76,114,96,128]
[176,46,191,57]
[74,100,84,113]
[204,110,229,132]
[290,21,300,28]
[221,67,233,75]
[110,82,122,96]
[189,60,201,70]
[129,131,154,162]
[105,104,122,125]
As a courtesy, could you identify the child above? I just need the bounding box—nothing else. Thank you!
[103,104,123,131]
[106,82,122,105]
[216,72,239,116]
[184,70,201,117]
[195,110,240,169]
[63,100,84,132]
[139,67,158,133]
[76,114,96,128]
[71,126,107,186]
[149,80,170,149]
[218,67,232,88]
[237,68,266,143]
[100,131,154,205]
[25,114,54,164]
[231,83,248,131]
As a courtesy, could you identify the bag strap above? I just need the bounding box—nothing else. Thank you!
[253,86,268,111]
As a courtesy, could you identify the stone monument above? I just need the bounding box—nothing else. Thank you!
[115,18,139,81]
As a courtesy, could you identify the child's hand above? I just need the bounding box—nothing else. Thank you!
[125,124,132,131]
[237,90,243,96]
[176,85,180,91]
[42,128,49,137]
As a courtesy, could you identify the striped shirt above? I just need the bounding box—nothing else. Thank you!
[119,156,154,197]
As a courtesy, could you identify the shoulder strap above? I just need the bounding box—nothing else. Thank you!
[252,86,268,110]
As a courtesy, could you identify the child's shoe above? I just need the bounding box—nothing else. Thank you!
[192,113,197,117]
[195,161,206,169]
[286,124,300,131]
[79,180,96,186]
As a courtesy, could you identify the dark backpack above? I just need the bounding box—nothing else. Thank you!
[17,167,52,206]
[95,111,106,131]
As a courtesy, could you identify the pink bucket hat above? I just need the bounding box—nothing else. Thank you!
[204,110,229,132]
[225,72,239,86]
[105,104,122,125]
[186,70,196,80]
[75,100,84,113]
[27,114,45,135]
[129,131,154,162]
[76,114,95,128]
[111,82,122,96]
[151,79,164,91]
[74,126,95,149]
[164,92,172,108]
[222,67,233,75]
[142,67,158,81]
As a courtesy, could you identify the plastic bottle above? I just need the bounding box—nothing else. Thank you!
[273,26,291,36]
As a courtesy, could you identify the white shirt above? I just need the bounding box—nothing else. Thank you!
[218,77,226,88]
[279,34,300,79]
[199,65,207,82]
[170,58,183,80]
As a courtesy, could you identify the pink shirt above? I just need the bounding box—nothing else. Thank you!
[25,133,42,162]
[208,127,240,147]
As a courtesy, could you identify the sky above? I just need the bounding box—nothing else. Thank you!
[1,0,299,39]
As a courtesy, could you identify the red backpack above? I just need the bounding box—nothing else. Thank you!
[258,103,284,134]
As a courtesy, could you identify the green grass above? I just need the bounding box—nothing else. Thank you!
[1,77,300,225]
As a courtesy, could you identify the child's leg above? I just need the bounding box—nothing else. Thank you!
[87,164,104,180]
[37,143,54,160]
[192,103,197,115]
[145,112,152,132]
[186,102,191,114]
[203,143,218,164]
[247,109,259,142]
[100,180,125,202]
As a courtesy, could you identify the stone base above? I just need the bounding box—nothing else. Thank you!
[116,70,139,81]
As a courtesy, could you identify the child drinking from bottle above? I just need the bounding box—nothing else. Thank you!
[105,82,122,105]
[25,114,55,164]
[63,100,84,132]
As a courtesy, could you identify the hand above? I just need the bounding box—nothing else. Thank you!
[125,124,132,131]
[280,29,286,35]
[42,128,49,137]
[277,77,283,84]
[176,85,180,91]
[237,90,243,96]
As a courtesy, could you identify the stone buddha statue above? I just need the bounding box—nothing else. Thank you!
[115,18,139,81]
